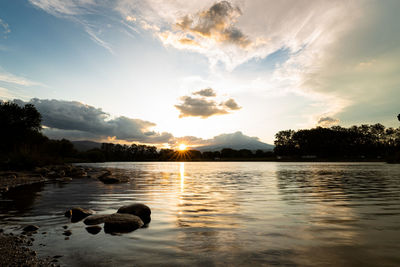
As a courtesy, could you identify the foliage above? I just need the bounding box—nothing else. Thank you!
[0,101,78,170]
[274,124,400,159]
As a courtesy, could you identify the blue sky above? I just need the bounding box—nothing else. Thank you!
[1,0,399,147]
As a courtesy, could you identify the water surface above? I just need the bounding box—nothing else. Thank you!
[1,162,400,266]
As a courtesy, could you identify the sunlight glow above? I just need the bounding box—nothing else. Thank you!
[178,144,187,151]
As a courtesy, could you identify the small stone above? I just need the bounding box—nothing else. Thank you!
[42,232,47,234]
[64,237,69,240]
[62,230,72,236]
[62,225,68,229]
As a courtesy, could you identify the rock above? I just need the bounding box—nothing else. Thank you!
[62,230,72,236]
[64,237,69,240]
[84,214,111,225]
[61,177,72,182]
[0,172,18,179]
[23,225,39,232]
[68,167,87,178]
[85,226,102,235]
[64,207,94,223]
[98,170,112,179]
[103,213,144,234]
[62,225,68,229]
[34,167,49,175]
[117,203,151,224]
[98,175,129,184]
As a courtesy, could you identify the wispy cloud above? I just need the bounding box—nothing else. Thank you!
[28,0,115,53]
[0,18,10,38]
[0,69,44,87]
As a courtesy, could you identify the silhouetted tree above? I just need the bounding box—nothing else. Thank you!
[0,101,42,153]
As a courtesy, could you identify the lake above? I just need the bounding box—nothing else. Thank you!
[1,162,400,266]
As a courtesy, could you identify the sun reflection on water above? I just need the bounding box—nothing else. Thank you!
[180,162,185,192]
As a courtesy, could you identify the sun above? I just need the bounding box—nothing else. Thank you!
[178,144,187,151]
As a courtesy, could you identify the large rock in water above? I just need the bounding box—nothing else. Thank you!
[65,207,94,223]
[117,203,151,224]
[84,214,111,225]
[103,213,144,233]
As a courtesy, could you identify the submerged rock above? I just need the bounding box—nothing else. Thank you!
[103,213,144,234]
[85,226,102,235]
[64,207,94,223]
[84,214,111,225]
[23,225,39,232]
[117,203,151,224]
[98,175,129,184]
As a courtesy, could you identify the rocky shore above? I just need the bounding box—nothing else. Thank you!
[0,164,132,193]
[0,231,58,267]
[0,164,151,266]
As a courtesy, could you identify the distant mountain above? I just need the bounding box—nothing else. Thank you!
[195,141,274,152]
[72,140,101,151]
[193,131,274,152]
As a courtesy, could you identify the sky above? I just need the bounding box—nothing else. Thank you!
[0,0,399,148]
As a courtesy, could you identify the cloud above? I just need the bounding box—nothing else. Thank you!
[223,98,240,110]
[0,69,44,87]
[175,88,241,118]
[0,18,10,38]
[317,117,340,127]
[193,88,216,97]
[175,1,250,47]
[175,96,228,118]
[28,0,94,16]
[14,98,173,143]
[28,0,114,53]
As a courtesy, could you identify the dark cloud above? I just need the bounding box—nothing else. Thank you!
[193,88,216,97]
[175,96,228,118]
[176,1,251,47]
[175,88,241,118]
[317,116,340,127]
[14,98,173,143]
[223,98,240,110]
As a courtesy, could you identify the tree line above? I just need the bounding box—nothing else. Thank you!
[1,101,399,170]
[274,124,400,160]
